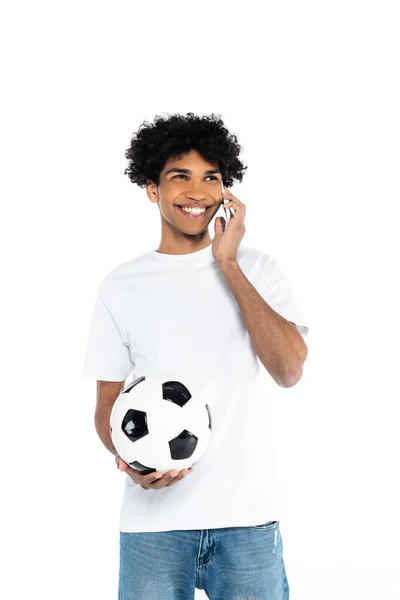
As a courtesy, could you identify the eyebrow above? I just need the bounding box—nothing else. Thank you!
[165,168,221,176]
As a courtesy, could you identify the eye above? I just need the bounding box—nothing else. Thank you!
[172,175,218,181]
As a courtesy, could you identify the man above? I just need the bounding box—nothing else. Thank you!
[82,112,309,599]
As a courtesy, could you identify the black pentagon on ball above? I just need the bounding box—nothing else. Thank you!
[169,429,198,459]
[129,460,156,476]
[121,409,149,442]
[163,381,192,407]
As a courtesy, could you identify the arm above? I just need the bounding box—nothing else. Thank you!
[94,380,125,456]
[218,260,308,388]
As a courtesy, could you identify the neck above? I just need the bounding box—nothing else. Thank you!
[156,225,213,256]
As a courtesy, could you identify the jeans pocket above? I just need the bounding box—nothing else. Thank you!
[249,520,279,530]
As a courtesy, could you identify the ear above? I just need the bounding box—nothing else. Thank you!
[146,180,159,204]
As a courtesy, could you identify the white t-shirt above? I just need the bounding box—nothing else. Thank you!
[82,243,309,532]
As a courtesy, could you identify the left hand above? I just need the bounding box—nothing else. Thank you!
[212,188,246,266]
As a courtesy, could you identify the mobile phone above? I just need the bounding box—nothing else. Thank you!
[221,179,231,225]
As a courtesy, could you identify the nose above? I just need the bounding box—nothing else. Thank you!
[185,190,208,202]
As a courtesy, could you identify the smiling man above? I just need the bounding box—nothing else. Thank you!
[82,112,309,600]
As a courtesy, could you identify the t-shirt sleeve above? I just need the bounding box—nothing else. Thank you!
[82,285,135,381]
[260,257,309,338]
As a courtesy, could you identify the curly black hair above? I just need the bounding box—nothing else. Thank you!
[124,112,247,189]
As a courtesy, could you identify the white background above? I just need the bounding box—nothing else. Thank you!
[1,1,399,598]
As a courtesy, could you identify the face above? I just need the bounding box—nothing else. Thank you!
[146,149,222,235]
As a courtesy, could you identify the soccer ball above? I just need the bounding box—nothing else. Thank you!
[109,373,212,475]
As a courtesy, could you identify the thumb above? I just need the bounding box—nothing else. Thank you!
[115,455,128,471]
[214,216,225,235]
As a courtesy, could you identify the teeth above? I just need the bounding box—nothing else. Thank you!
[181,207,206,214]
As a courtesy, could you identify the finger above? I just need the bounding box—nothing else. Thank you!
[222,197,240,211]
[147,470,178,490]
[143,472,164,487]
[152,467,193,489]
[222,192,245,209]
[132,471,160,488]
[165,469,191,487]
[144,471,164,485]
[116,457,128,471]
[221,201,235,215]
[125,467,142,483]
[222,202,237,221]
[123,464,155,484]
[223,197,246,225]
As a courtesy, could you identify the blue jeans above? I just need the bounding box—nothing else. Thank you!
[119,520,289,599]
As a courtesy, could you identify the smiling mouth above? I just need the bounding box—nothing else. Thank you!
[175,206,211,220]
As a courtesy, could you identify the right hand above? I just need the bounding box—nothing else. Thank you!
[115,455,193,490]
